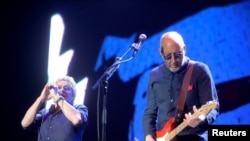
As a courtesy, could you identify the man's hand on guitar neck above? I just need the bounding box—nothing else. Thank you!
[183,105,206,128]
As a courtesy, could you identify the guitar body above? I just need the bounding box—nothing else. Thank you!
[156,117,177,141]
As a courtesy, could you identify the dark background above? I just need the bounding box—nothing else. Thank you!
[1,0,250,141]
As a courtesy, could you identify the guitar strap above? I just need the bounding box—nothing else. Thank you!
[175,60,195,123]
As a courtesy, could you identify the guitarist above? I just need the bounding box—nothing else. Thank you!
[142,31,219,141]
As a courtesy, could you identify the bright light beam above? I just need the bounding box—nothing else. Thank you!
[46,13,88,109]
[48,13,71,82]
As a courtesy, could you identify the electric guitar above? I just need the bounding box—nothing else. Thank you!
[156,101,218,141]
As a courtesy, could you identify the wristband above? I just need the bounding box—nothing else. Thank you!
[54,96,64,104]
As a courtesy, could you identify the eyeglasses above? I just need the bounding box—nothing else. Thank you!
[57,85,72,91]
[163,52,183,60]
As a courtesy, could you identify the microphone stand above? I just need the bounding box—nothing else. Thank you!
[92,44,137,141]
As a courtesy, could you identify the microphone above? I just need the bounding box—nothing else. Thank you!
[49,104,55,113]
[132,33,147,56]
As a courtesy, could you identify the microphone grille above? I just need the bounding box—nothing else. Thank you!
[139,34,147,40]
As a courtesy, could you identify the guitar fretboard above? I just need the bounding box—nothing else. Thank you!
[165,122,187,141]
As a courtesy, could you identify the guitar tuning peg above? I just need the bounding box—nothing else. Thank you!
[206,100,214,104]
[198,114,205,120]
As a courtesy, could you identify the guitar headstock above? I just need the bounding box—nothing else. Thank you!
[197,100,218,115]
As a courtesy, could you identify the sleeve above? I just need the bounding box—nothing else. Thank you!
[23,109,44,131]
[196,63,220,125]
[74,104,88,129]
[142,71,158,138]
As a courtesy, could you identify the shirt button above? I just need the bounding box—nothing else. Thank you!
[170,99,173,102]
[47,137,50,140]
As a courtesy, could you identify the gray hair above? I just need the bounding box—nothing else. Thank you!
[55,75,77,99]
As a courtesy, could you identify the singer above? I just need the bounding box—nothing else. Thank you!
[21,75,88,141]
[142,31,219,141]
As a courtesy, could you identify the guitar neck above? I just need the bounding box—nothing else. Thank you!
[167,122,187,140]
[157,101,218,141]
